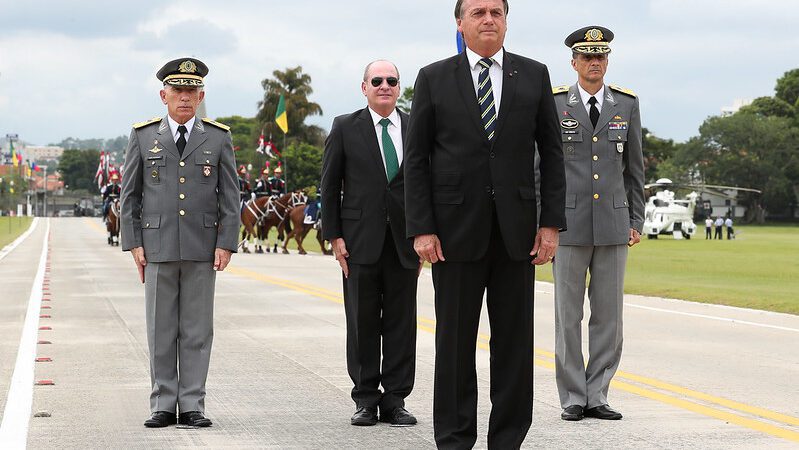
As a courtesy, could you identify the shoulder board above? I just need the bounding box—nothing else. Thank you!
[609,84,637,98]
[132,117,161,129]
[552,85,569,95]
[202,118,231,131]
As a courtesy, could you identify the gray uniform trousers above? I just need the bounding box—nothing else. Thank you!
[553,244,627,409]
[144,260,216,413]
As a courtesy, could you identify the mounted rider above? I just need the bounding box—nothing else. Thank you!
[253,166,271,198]
[303,186,321,227]
[101,172,122,222]
[237,165,251,211]
[268,163,286,196]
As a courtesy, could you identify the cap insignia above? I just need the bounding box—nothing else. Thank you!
[179,60,197,74]
[585,29,604,42]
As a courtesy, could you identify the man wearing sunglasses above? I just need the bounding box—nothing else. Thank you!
[404,0,566,447]
[321,60,420,428]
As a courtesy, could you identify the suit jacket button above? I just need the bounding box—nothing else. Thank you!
[179,210,186,216]
[592,136,598,143]
[490,152,495,158]
[179,161,185,167]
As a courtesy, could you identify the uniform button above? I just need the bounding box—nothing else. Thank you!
[180,177,186,184]
[593,174,599,180]
[179,194,186,200]
[617,135,622,140]
[179,161,185,167]
[179,210,186,216]
[214,222,218,226]
[592,155,599,161]
[206,159,210,164]
[592,136,598,143]
[593,194,600,200]
[567,136,572,141]
[145,223,150,228]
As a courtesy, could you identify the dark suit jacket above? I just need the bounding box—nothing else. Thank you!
[404,50,567,262]
[321,107,418,269]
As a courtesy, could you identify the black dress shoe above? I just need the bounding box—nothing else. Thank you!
[144,411,177,428]
[351,406,378,426]
[379,407,417,427]
[178,411,213,427]
[584,405,623,420]
[560,405,584,421]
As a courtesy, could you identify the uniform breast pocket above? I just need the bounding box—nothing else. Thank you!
[195,154,219,184]
[147,158,167,185]
[608,129,628,160]
[561,130,582,160]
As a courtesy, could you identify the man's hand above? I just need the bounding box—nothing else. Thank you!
[331,238,350,278]
[131,247,147,283]
[417,260,424,277]
[214,248,233,271]
[531,227,559,265]
[414,234,445,264]
[628,228,641,248]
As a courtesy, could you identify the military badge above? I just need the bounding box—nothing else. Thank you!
[617,143,624,153]
[585,28,604,42]
[179,60,197,74]
[149,140,163,154]
[203,166,212,177]
[613,115,623,120]
[568,93,579,105]
[561,118,579,129]
[609,122,628,130]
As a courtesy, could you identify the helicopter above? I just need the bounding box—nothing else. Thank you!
[642,178,761,240]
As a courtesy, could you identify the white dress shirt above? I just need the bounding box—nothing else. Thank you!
[577,84,605,115]
[167,115,196,143]
[465,47,504,116]
[368,107,403,173]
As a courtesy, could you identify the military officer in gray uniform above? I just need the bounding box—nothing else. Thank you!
[120,57,239,428]
[551,27,645,422]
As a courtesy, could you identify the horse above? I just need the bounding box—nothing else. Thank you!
[280,204,332,256]
[261,191,308,254]
[239,192,306,254]
[106,199,120,246]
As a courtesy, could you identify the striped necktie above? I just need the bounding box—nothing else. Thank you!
[477,57,498,141]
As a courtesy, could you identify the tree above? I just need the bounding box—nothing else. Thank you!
[641,127,678,182]
[397,87,414,113]
[775,68,799,107]
[214,115,258,169]
[255,66,325,147]
[58,149,101,191]
[281,142,323,191]
[740,96,795,118]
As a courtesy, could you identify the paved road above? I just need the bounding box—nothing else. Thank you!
[0,218,797,449]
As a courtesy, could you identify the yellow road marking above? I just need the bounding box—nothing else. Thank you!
[226,265,799,443]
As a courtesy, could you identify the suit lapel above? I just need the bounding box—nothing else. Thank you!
[454,52,490,146]
[565,84,593,134]
[356,108,388,182]
[593,86,619,136]
[394,109,409,184]
[491,51,517,145]
[180,117,208,160]
[156,117,180,159]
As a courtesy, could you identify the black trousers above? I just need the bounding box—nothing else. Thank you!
[432,213,534,450]
[343,226,418,412]
[705,227,712,239]
[715,226,723,239]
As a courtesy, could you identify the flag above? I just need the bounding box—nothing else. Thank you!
[94,151,106,188]
[256,129,265,154]
[31,161,41,172]
[11,141,18,168]
[275,95,288,134]
[26,163,32,178]
[265,136,279,159]
[456,30,465,53]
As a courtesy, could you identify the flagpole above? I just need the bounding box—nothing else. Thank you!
[283,132,287,191]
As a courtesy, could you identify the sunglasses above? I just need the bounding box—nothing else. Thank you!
[370,77,399,87]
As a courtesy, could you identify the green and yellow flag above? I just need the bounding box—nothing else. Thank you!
[11,141,18,168]
[275,94,288,134]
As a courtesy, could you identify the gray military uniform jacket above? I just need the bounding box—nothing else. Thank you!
[121,116,240,262]
[553,84,645,246]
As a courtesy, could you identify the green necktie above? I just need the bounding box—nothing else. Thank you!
[379,118,400,181]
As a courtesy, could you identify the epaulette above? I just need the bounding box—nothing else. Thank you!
[202,118,231,131]
[132,117,161,129]
[609,84,636,98]
[552,85,569,95]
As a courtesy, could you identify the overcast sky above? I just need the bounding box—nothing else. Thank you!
[1,0,797,146]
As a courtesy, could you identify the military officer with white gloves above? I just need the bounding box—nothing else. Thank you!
[551,27,645,422]
[120,57,240,429]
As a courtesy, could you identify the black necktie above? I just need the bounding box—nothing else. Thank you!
[177,125,187,156]
[588,96,600,129]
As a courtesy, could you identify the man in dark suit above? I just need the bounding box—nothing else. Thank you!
[404,1,566,448]
[321,60,420,427]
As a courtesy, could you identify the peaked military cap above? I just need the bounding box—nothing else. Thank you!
[565,26,614,54]
[156,57,208,87]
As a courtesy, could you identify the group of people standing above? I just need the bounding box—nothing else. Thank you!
[705,216,735,239]
[119,0,646,447]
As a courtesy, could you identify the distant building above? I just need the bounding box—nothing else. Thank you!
[26,146,64,161]
[721,99,752,117]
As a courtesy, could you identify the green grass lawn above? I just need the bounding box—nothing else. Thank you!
[0,216,33,249]
[535,225,799,315]
[241,226,328,254]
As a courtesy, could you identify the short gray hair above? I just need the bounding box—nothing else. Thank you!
[455,0,509,19]
[363,60,400,81]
